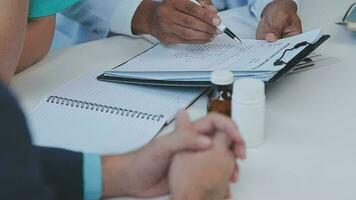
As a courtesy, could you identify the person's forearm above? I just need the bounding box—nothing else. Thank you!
[102,154,133,198]
[15,16,55,74]
[131,0,160,35]
[0,0,28,85]
[171,190,218,200]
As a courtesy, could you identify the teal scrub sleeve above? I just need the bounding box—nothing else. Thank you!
[29,0,80,19]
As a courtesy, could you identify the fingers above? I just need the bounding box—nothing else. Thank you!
[282,29,301,38]
[173,0,220,42]
[169,9,217,42]
[197,0,217,12]
[198,0,213,6]
[152,0,219,44]
[159,32,215,45]
[170,24,216,43]
[265,33,278,42]
[172,111,246,160]
[256,18,269,40]
[258,15,302,42]
[265,15,288,41]
[157,34,184,45]
[257,1,302,42]
[175,0,219,27]
[172,11,217,34]
[282,17,303,37]
[193,113,246,159]
[214,133,236,168]
[180,132,212,150]
[279,16,302,39]
[213,132,236,181]
[160,131,212,158]
[165,110,213,154]
[215,131,234,149]
[175,109,193,130]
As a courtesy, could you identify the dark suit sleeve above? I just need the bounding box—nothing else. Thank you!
[0,83,83,200]
[35,146,84,200]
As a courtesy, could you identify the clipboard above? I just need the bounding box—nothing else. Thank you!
[98,35,330,87]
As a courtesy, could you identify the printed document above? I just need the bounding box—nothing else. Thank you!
[109,29,322,73]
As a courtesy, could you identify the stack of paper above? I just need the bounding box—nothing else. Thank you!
[288,52,340,75]
[103,29,325,85]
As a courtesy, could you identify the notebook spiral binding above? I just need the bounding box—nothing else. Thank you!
[46,96,164,122]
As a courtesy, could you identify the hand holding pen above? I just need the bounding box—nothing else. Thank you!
[191,0,242,43]
[132,0,238,44]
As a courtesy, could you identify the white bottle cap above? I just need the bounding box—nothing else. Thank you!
[233,78,265,103]
[211,70,234,86]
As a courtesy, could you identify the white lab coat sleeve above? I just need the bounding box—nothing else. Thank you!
[248,0,299,20]
[110,0,143,36]
[61,0,120,38]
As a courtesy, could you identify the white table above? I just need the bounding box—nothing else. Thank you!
[11,0,356,199]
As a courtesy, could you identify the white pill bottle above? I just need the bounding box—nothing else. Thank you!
[232,78,266,148]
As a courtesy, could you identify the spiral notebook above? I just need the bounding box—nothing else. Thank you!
[28,72,204,154]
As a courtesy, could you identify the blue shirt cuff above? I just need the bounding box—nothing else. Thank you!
[83,154,102,200]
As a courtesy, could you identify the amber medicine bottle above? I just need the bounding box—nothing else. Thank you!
[207,70,234,117]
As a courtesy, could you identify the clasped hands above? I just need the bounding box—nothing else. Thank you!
[102,110,246,200]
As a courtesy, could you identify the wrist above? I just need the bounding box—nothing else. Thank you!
[171,187,219,200]
[131,0,160,35]
[171,191,210,200]
[101,154,132,198]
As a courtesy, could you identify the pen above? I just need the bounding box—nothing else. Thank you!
[191,0,243,43]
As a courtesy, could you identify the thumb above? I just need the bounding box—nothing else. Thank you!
[163,129,212,155]
[265,15,289,42]
[265,33,279,42]
[265,19,283,42]
[180,130,212,151]
[163,110,213,156]
[175,109,193,130]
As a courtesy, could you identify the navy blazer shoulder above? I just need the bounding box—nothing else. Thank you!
[0,82,83,200]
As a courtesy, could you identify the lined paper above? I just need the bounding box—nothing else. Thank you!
[29,72,203,154]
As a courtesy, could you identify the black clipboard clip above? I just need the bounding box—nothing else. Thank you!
[267,34,331,85]
[273,41,311,66]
